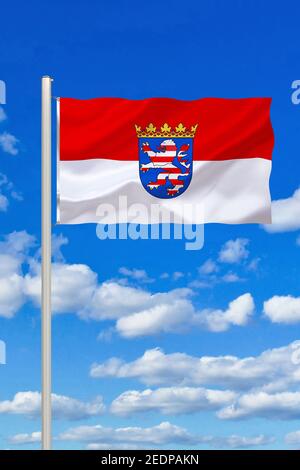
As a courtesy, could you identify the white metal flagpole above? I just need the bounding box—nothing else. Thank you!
[41,75,53,450]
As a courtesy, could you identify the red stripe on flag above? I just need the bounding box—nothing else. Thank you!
[149,181,166,186]
[168,180,184,185]
[161,168,187,173]
[60,97,274,162]
[150,157,175,163]
[159,146,177,151]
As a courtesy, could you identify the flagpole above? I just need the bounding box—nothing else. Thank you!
[41,75,52,450]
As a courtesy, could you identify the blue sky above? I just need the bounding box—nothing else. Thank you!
[0,0,300,450]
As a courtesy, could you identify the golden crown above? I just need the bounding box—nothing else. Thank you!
[135,122,198,138]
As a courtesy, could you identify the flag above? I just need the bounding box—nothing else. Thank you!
[57,97,274,224]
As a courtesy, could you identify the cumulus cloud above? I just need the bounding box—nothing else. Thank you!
[0,131,19,155]
[188,279,211,289]
[195,259,244,288]
[86,282,157,320]
[51,233,69,262]
[218,391,300,420]
[285,430,300,447]
[0,193,9,211]
[264,295,300,324]
[195,241,256,289]
[86,443,143,450]
[56,422,272,450]
[0,391,104,420]
[218,238,249,264]
[11,190,23,201]
[113,291,254,337]
[0,106,7,122]
[222,272,243,283]
[59,421,197,446]
[85,436,272,450]
[0,230,36,254]
[10,423,195,448]
[110,387,236,416]
[0,230,36,318]
[160,272,169,279]
[204,434,274,449]
[0,230,255,336]
[0,172,22,211]
[90,340,300,392]
[115,288,194,337]
[25,262,98,314]
[247,257,261,272]
[9,424,273,450]
[118,267,153,283]
[9,432,41,445]
[8,246,193,335]
[262,188,300,233]
[198,259,219,275]
[193,293,254,332]
[172,271,184,281]
[0,266,25,318]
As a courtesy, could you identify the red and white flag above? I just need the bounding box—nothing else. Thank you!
[57,97,274,224]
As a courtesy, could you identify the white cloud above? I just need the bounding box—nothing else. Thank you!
[188,279,211,289]
[0,172,22,210]
[51,233,69,261]
[9,425,272,450]
[262,188,300,233]
[285,430,300,447]
[160,272,169,279]
[59,421,198,446]
[115,289,194,338]
[0,267,25,318]
[85,434,272,450]
[9,432,41,445]
[0,106,7,122]
[90,340,300,393]
[0,231,35,318]
[25,262,98,314]
[219,238,249,264]
[222,272,242,283]
[205,434,274,449]
[11,190,23,201]
[97,327,114,342]
[0,232,196,332]
[0,230,255,337]
[196,259,245,288]
[86,443,143,450]
[0,193,9,211]
[194,293,254,332]
[0,230,36,254]
[198,259,218,275]
[110,387,236,416]
[0,173,9,187]
[0,231,126,320]
[0,254,22,279]
[119,267,153,283]
[86,282,153,320]
[172,271,184,281]
[111,291,253,337]
[0,131,19,155]
[264,295,300,324]
[218,391,300,420]
[247,257,261,272]
[0,391,104,420]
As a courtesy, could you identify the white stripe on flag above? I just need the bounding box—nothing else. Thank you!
[58,158,272,225]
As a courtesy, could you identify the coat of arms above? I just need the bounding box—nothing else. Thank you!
[135,122,198,198]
